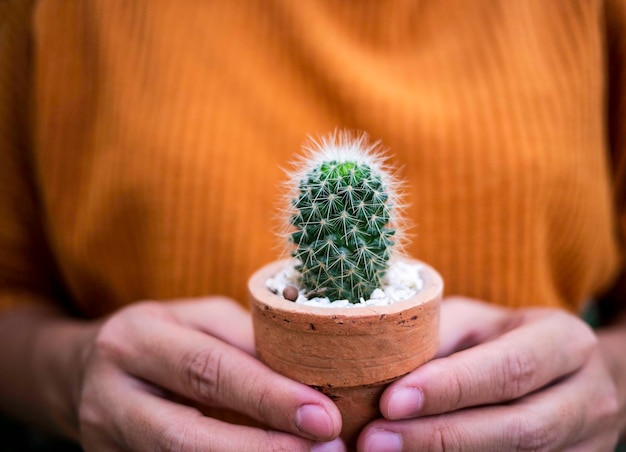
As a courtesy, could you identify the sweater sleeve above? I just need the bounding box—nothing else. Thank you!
[600,0,626,320]
[0,0,68,313]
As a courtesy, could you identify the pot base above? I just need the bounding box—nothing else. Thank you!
[317,379,398,447]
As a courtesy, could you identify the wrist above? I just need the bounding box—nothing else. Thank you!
[32,315,96,440]
[0,307,95,440]
[597,324,626,440]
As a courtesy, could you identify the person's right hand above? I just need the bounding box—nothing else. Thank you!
[75,297,344,451]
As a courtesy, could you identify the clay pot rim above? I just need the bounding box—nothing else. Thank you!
[248,257,443,318]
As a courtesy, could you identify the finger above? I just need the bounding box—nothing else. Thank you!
[169,297,256,356]
[568,436,621,452]
[360,352,615,452]
[82,363,341,452]
[106,312,341,442]
[124,396,337,452]
[381,309,596,419]
[518,351,620,448]
[436,297,513,358]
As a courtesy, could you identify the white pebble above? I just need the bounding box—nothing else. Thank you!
[265,259,424,308]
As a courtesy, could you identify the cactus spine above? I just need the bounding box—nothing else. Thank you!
[287,132,403,303]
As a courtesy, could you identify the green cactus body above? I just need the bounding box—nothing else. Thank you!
[288,134,400,303]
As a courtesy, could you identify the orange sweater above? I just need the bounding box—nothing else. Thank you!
[0,0,624,317]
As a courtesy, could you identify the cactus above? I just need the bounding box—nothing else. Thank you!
[286,132,404,303]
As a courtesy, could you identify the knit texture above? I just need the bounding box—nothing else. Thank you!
[0,0,624,316]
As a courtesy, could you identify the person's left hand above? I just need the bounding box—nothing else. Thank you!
[357,297,620,451]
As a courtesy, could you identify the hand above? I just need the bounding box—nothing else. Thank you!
[75,297,344,451]
[358,297,620,451]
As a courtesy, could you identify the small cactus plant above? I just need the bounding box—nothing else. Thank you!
[286,132,404,303]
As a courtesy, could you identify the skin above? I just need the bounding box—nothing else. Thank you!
[0,297,345,452]
[0,296,624,451]
[359,297,626,452]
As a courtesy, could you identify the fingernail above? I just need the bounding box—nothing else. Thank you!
[364,429,402,452]
[295,404,334,438]
[311,437,346,452]
[387,387,423,419]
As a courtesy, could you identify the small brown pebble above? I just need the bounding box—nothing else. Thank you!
[282,285,299,301]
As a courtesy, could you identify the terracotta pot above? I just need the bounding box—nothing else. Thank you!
[248,258,442,448]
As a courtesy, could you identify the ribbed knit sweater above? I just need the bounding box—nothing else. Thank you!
[0,0,624,317]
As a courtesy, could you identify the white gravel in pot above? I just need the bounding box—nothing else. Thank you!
[266,259,424,308]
